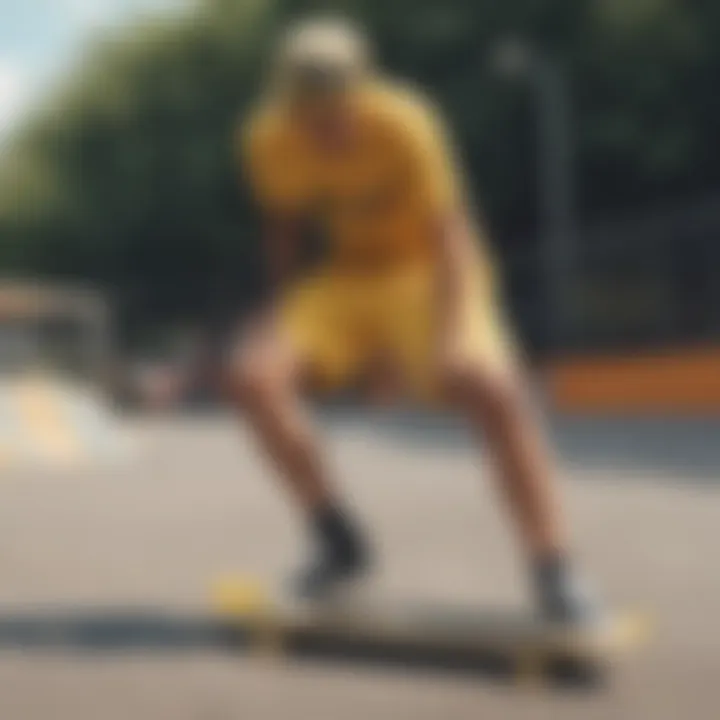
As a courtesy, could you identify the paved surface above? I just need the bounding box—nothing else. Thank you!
[0,413,719,719]
[0,376,130,470]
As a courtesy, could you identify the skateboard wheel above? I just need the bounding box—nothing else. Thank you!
[212,576,270,618]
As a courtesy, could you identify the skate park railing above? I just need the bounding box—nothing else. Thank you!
[0,280,129,470]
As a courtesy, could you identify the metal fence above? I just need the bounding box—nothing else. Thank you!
[0,280,113,383]
[504,194,720,356]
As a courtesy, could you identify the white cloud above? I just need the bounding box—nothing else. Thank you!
[0,61,30,136]
[63,0,187,30]
[0,1,190,143]
[64,0,117,28]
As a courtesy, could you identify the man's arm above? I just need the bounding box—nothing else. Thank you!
[260,214,304,313]
[238,113,307,313]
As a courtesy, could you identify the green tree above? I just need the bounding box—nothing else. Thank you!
[1,0,718,344]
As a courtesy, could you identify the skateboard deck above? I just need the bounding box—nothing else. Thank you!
[211,576,652,686]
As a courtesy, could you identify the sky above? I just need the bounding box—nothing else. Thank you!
[0,0,188,137]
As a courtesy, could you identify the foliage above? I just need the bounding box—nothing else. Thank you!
[0,0,716,340]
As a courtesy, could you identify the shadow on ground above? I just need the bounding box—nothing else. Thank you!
[0,610,222,651]
[0,609,602,690]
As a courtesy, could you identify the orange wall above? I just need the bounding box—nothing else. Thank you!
[547,347,720,413]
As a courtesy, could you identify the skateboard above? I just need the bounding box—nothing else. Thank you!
[211,576,652,687]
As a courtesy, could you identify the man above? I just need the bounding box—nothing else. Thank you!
[231,17,597,622]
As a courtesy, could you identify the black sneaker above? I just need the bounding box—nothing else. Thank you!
[292,545,370,601]
[538,575,603,627]
[534,556,603,627]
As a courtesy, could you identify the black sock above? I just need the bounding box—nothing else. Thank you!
[312,504,364,565]
[533,551,570,592]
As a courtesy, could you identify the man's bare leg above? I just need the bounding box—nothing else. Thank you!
[443,359,598,623]
[228,322,369,597]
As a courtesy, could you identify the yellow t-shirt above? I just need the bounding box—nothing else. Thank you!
[240,80,480,273]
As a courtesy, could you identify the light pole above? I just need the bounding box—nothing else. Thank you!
[492,38,577,352]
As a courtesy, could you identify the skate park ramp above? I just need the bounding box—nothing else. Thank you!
[0,372,131,471]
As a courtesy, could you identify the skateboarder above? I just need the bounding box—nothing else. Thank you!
[230,16,598,623]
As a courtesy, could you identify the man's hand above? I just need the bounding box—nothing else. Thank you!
[265,214,302,292]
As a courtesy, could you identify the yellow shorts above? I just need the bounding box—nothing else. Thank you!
[279,262,515,400]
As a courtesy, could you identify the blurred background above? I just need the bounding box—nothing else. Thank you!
[2,0,720,415]
[0,4,719,718]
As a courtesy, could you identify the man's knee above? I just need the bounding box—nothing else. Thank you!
[229,355,267,405]
[441,355,523,420]
[227,338,290,410]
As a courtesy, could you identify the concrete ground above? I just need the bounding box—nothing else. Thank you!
[0,412,718,720]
